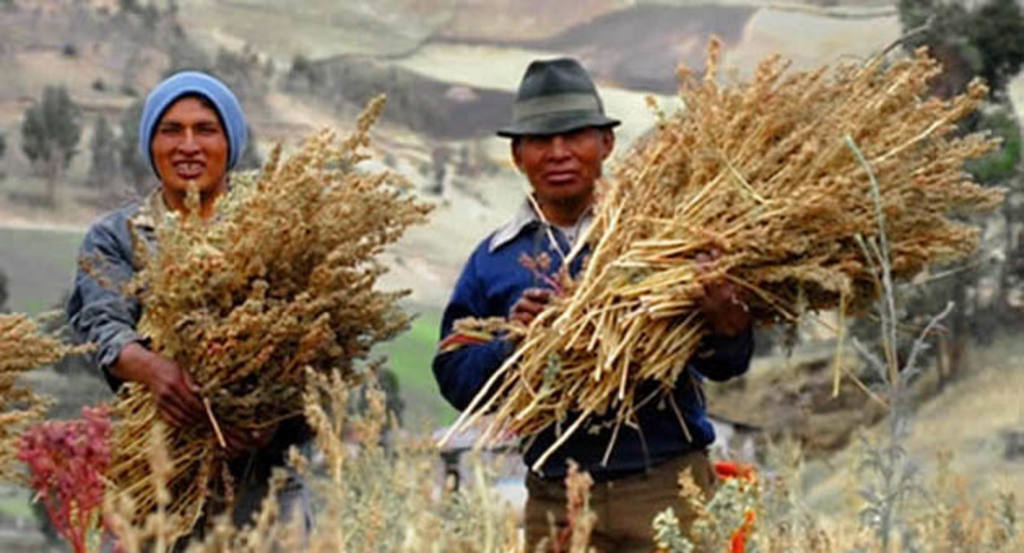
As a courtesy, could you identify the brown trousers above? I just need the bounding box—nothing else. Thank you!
[524,450,716,553]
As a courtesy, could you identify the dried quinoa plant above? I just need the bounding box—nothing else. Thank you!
[445,43,1006,470]
[299,369,522,553]
[0,313,83,481]
[651,455,1024,553]
[106,96,433,538]
[104,370,524,553]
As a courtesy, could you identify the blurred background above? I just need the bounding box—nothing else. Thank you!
[0,1,1022,550]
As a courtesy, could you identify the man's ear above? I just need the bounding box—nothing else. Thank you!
[601,129,616,160]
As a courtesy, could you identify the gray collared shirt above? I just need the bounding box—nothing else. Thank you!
[488,198,593,253]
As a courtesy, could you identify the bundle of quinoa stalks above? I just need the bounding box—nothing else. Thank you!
[0,314,82,482]
[107,97,432,536]
[444,43,1005,470]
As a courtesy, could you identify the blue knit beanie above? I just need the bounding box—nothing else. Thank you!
[138,71,248,177]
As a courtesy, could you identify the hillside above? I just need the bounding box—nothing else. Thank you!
[800,337,1024,513]
[0,0,910,308]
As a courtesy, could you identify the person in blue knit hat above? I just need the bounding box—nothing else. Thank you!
[67,71,311,550]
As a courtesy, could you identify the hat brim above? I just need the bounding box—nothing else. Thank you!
[497,111,621,138]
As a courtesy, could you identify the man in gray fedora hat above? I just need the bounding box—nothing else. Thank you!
[433,58,753,552]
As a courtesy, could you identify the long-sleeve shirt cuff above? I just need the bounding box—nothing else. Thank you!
[95,327,143,390]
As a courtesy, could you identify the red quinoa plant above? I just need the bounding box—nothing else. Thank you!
[18,405,112,553]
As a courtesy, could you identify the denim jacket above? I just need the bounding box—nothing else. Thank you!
[66,191,310,460]
[66,192,165,389]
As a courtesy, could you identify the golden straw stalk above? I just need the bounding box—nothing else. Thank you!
[444,43,1004,471]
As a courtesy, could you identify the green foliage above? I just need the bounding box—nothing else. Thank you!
[967,108,1022,185]
[286,54,324,92]
[21,86,81,171]
[212,47,267,103]
[899,0,1024,93]
[0,130,6,160]
[86,116,118,189]
[118,0,140,13]
[141,2,160,29]
[290,54,313,76]
[294,56,448,136]
[375,308,456,425]
[165,43,269,108]
[20,86,82,204]
[969,0,1024,89]
[898,0,1024,340]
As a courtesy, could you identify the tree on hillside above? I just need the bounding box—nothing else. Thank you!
[214,47,267,103]
[141,2,160,30]
[900,0,1024,97]
[897,0,1024,377]
[20,86,82,207]
[119,99,151,196]
[286,54,323,94]
[86,117,119,189]
[118,0,140,13]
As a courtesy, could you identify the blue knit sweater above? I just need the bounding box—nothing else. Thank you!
[433,211,753,481]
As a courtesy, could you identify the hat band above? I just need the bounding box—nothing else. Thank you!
[513,93,601,120]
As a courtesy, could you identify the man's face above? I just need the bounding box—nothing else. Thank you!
[512,127,614,205]
[151,96,229,195]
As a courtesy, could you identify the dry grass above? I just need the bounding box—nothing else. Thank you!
[105,97,433,539]
[1,317,1015,552]
[0,313,83,481]
[101,371,525,553]
[650,451,1023,553]
[91,368,1022,553]
[445,42,1004,470]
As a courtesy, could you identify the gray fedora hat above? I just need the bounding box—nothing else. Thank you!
[497,58,621,138]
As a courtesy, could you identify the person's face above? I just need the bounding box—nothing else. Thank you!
[151,96,229,195]
[512,127,614,205]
